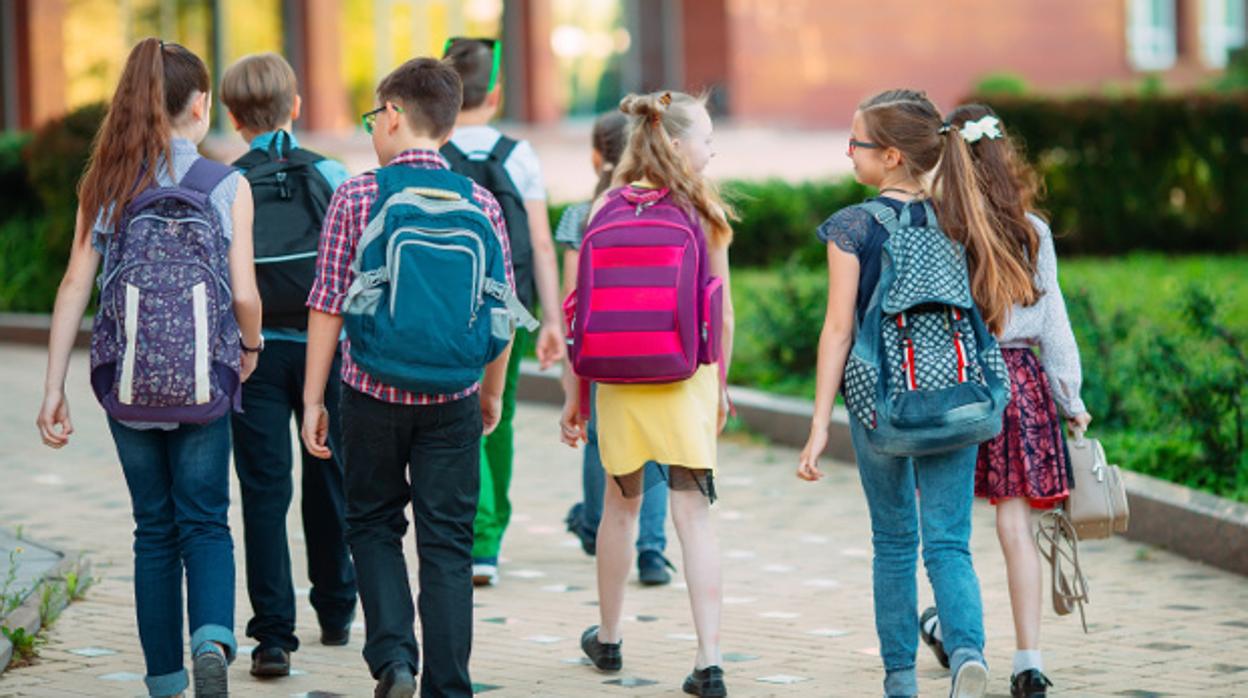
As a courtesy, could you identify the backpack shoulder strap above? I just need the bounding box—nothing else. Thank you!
[489,135,519,163]
[180,158,234,196]
[855,201,901,235]
[439,142,468,167]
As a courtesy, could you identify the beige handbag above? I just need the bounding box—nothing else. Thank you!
[1064,433,1130,540]
[1034,431,1130,633]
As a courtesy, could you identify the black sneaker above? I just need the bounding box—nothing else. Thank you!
[321,622,352,647]
[249,646,290,678]
[919,606,950,669]
[638,550,675,586]
[192,645,229,697]
[580,625,622,672]
[374,662,416,698]
[1010,669,1053,698]
[565,503,596,556]
[682,665,727,697]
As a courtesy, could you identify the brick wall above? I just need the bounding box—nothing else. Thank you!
[723,0,1133,127]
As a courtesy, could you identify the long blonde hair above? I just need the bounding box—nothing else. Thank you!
[613,91,735,247]
[859,89,1038,333]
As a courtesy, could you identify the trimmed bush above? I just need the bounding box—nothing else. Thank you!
[967,92,1248,254]
[22,102,108,238]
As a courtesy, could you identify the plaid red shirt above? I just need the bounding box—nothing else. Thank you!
[306,148,513,405]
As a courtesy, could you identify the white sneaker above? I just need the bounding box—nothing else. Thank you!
[472,563,499,587]
[950,657,989,698]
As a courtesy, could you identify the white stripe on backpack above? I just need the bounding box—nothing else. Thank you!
[119,284,140,404]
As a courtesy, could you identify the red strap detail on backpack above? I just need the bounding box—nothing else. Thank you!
[579,377,592,421]
[897,313,917,391]
[953,332,967,383]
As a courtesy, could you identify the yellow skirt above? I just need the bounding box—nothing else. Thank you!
[595,364,719,477]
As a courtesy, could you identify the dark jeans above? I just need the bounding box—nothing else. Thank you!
[340,387,481,697]
[230,341,357,651]
[109,417,236,698]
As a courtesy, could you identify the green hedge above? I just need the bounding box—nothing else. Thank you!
[969,93,1248,254]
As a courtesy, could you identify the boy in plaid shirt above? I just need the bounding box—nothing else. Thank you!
[300,57,513,698]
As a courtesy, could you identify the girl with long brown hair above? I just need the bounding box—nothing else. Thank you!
[35,38,260,698]
[559,91,734,697]
[796,89,1037,698]
[918,104,1091,698]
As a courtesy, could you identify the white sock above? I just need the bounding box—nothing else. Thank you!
[923,615,943,643]
[1013,649,1043,676]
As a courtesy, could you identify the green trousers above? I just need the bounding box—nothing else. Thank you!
[472,330,528,560]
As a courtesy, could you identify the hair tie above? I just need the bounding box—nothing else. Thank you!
[659,91,672,107]
[937,121,953,135]
[958,115,1003,144]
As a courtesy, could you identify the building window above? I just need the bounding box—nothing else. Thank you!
[1201,0,1247,67]
[1128,0,1178,70]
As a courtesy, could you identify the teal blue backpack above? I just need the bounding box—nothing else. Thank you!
[842,201,1011,456]
[342,166,537,394]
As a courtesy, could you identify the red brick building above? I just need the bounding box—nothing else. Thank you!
[2,0,1243,132]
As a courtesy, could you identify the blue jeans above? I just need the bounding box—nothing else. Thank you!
[850,418,985,697]
[572,389,668,554]
[109,417,237,698]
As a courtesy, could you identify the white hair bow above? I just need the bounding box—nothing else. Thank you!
[959,115,1003,144]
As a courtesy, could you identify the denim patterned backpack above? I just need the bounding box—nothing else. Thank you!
[841,200,1011,456]
[89,158,242,423]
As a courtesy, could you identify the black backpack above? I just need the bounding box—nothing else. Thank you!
[233,131,334,331]
[440,137,535,310]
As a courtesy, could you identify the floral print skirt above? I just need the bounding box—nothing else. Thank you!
[975,348,1071,509]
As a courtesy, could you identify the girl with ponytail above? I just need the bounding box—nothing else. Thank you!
[918,105,1091,698]
[560,91,734,697]
[795,89,1036,698]
[557,112,678,585]
[36,38,260,698]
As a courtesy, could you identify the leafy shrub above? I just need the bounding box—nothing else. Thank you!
[23,102,108,239]
[965,92,1248,254]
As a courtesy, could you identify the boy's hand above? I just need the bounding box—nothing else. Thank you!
[481,390,503,436]
[535,321,566,369]
[301,403,332,459]
[241,351,258,382]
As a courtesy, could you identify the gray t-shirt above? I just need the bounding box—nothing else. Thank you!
[91,137,240,253]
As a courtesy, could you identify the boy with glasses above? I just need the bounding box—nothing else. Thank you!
[302,57,518,698]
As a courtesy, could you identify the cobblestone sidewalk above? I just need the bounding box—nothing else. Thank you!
[1,345,1245,697]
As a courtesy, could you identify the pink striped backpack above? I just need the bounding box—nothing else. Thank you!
[566,186,724,388]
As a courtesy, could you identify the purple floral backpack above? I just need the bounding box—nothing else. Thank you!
[90,158,242,423]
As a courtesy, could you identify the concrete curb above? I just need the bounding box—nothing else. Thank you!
[0,536,88,673]
[1,313,1243,577]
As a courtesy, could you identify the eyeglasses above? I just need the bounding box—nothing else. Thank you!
[443,37,502,94]
[847,138,882,156]
[361,103,404,135]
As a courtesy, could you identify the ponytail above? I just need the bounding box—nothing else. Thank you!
[858,89,1036,334]
[932,128,1038,334]
[78,38,209,238]
[613,91,735,247]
